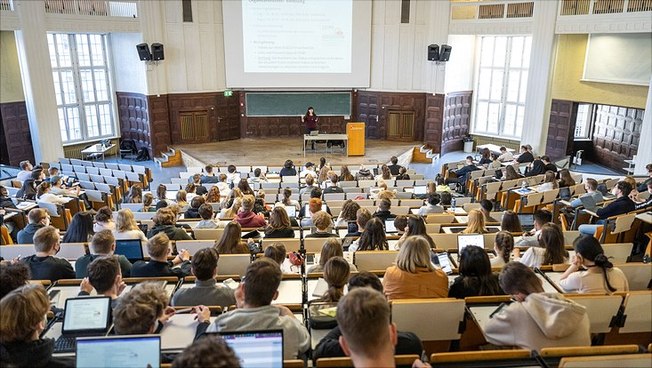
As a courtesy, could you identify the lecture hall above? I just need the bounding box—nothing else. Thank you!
[0,0,651,367]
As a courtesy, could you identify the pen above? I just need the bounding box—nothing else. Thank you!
[175,307,193,314]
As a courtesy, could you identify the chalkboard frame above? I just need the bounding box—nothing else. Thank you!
[245,92,352,117]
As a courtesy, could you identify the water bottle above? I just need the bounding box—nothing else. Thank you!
[451,198,456,210]
[521,180,527,191]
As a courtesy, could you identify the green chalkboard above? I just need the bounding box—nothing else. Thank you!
[245,92,351,117]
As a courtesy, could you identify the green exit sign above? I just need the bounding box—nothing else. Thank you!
[224,90,233,97]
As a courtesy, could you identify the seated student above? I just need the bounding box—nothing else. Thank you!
[462,209,489,234]
[15,160,33,182]
[234,195,266,228]
[62,211,95,243]
[383,236,448,300]
[0,185,17,210]
[0,284,75,368]
[147,208,192,240]
[78,256,125,308]
[322,172,344,194]
[375,164,392,181]
[194,203,219,229]
[93,206,115,233]
[225,164,241,187]
[479,199,498,222]
[503,164,524,180]
[16,170,42,200]
[215,221,250,254]
[558,169,575,189]
[635,182,652,210]
[334,200,360,229]
[0,261,30,299]
[263,243,288,269]
[112,209,148,242]
[21,226,75,281]
[515,145,534,163]
[396,166,410,180]
[500,210,523,233]
[537,171,559,192]
[478,148,492,166]
[487,153,503,170]
[141,193,156,212]
[396,215,436,249]
[206,258,310,359]
[373,198,396,222]
[434,175,452,193]
[299,174,317,197]
[300,162,317,180]
[300,197,322,228]
[570,178,603,208]
[394,215,408,236]
[17,208,49,244]
[307,238,357,274]
[130,233,191,278]
[237,178,255,196]
[313,257,350,303]
[312,272,423,363]
[279,159,297,177]
[184,196,205,219]
[418,193,444,215]
[372,181,397,200]
[75,230,132,278]
[171,248,236,307]
[525,159,546,177]
[519,223,568,268]
[497,146,513,162]
[220,196,242,220]
[305,211,337,238]
[276,187,300,212]
[485,262,590,350]
[515,209,552,247]
[636,163,652,192]
[214,173,231,199]
[175,190,188,208]
[492,231,514,268]
[113,282,210,339]
[124,184,143,204]
[449,246,504,299]
[440,192,453,206]
[264,207,295,238]
[348,217,388,252]
[171,334,241,368]
[578,181,636,236]
[35,182,68,205]
[559,236,629,294]
[205,186,222,205]
[446,156,480,188]
[344,208,371,239]
[252,189,267,215]
[200,164,220,184]
[387,156,404,176]
[338,165,355,182]
[541,155,558,173]
[355,165,374,181]
[335,288,429,368]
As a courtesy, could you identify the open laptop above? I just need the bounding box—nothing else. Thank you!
[114,239,144,263]
[413,186,427,195]
[283,205,297,218]
[53,296,112,353]
[309,130,319,136]
[76,335,160,368]
[218,330,284,368]
[457,234,484,254]
[384,218,398,233]
[579,195,598,212]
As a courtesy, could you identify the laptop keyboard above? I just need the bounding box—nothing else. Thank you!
[54,336,76,353]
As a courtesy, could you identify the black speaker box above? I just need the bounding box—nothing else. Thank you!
[427,44,439,61]
[136,43,151,61]
[440,44,452,62]
[151,43,165,61]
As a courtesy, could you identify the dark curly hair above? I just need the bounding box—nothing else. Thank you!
[0,262,31,299]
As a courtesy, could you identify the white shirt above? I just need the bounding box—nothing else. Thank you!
[497,152,514,162]
[16,170,32,182]
[519,247,568,268]
[559,268,629,294]
[37,193,68,205]
[226,172,240,186]
[300,169,317,179]
[113,229,148,242]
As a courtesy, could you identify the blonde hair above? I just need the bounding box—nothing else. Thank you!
[116,209,139,232]
[153,207,176,226]
[33,226,59,253]
[462,209,487,234]
[224,197,242,219]
[241,195,255,211]
[147,232,170,258]
[113,282,168,335]
[0,284,49,343]
[312,211,331,231]
[395,236,435,273]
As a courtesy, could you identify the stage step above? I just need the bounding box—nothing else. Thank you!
[154,147,182,168]
[412,145,438,165]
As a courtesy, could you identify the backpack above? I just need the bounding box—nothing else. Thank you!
[136,147,150,161]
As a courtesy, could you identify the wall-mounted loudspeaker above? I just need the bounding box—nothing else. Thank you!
[151,43,165,61]
[136,43,152,61]
[427,44,439,61]
[439,44,452,62]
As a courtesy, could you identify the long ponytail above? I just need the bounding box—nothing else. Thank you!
[594,253,616,293]
[574,235,617,293]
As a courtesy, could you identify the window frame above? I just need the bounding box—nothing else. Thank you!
[471,35,532,140]
[573,103,595,140]
[48,33,118,145]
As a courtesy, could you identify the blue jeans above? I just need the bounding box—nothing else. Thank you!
[578,219,605,236]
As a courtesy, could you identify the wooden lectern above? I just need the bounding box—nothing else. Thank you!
[347,122,365,156]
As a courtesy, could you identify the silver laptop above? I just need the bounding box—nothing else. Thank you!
[76,335,160,368]
[218,330,284,368]
[579,195,598,212]
[457,234,484,254]
[309,130,319,136]
[54,296,112,353]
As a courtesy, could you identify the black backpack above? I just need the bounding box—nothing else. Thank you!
[136,147,150,161]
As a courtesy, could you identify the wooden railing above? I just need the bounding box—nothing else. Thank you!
[0,0,12,11]
[44,0,137,17]
[559,0,652,15]
[451,1,535,21]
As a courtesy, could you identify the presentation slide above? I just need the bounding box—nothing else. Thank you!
[64,298,109,331]
[242,0,352,73]
[223,0,372,88]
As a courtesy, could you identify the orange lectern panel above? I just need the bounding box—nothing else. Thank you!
[347,122,365,156]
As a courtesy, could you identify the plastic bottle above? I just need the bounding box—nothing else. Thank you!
[451,197,456,210]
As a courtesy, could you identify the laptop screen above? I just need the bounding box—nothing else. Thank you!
[62,296,112,334]
[219,330,284,368]
[283,205,296,218]
[385,218,397,233]
[431,251,453,274]
[457,234,484,254]
[413,186,427,195]
[76,335,160,368]
[114,239,144,262]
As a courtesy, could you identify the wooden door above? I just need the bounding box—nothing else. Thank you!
[387,111,415,141]
[546,99,576,160]
[179,111,210,143]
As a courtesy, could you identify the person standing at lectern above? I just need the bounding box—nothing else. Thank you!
[303,106,319,150]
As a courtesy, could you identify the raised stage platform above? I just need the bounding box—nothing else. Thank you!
[175,138,420,167]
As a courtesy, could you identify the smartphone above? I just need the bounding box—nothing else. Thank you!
[431,251,453,275]
[306,254,315,264]
[48,290,60,301]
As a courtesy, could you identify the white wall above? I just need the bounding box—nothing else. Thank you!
[110,32,147,94]
[444,35,476,93]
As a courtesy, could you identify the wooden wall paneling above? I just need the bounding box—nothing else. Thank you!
[424,94,444,153]
[356,91,380,139]
[355,91,425,141]
[147,95,172,157]
[116,92,152,157]
[214,93,240,141]
[545,99,576,160]
[167,92,217,144]
[442,91,471,155]
[0,101,35,166]
[591,104,643,172]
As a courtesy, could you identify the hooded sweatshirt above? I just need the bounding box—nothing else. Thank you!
[234,210,266,228]
[146,224,192,240]
[206,305,310,359]
[484,293,590,351]
[0,339,74,367]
